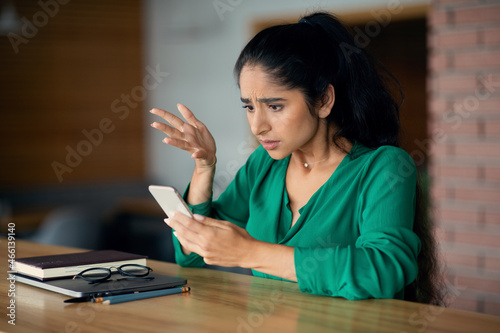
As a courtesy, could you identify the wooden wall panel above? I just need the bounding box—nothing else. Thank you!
[0,0,144,190]
[358,17,428,166]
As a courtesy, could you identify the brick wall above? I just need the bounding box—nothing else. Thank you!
[428,0,500,316]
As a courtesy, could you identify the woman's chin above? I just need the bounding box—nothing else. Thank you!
[263,149,289,161]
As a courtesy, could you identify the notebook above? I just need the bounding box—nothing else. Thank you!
[14,272,187,298]
[13,250,148,280]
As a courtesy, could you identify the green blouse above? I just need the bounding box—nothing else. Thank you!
[173,142,421,300]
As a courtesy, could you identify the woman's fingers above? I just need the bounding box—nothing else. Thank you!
[150,122,191,152]
[150,107,188,132]
[162,137,192,152]
[172,231,198,255]
[150,107,201,138]
[150,105,217,165]
[168,212,206,233]
[150,108,197,150]
[177,104,202,129]
[192,214,230,229]
[151,121,182,139]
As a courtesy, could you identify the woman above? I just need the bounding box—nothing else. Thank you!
[150,12,444,304]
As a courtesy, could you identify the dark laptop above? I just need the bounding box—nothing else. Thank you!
[14,272,187,298]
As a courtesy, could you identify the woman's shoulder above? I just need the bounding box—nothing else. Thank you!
[346,143,417,192]
[352,142,414,165]
[349,142,416,178]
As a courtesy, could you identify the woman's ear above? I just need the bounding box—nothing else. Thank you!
[318,84,335,119]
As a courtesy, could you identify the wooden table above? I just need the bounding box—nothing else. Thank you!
[1,240,499,332]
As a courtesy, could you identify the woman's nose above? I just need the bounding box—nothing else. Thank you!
[250,109,271,136]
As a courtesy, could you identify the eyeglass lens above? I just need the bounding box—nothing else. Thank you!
[119,265,150,276]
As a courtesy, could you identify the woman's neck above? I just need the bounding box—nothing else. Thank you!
[291,123,352,170]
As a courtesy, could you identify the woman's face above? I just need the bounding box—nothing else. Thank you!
[239,65,323,160]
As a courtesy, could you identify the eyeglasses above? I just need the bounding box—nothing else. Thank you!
[73,264,154,284]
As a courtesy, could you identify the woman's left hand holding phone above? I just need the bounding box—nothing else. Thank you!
[166,212,258,268]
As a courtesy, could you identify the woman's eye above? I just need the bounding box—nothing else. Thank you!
[269,105,282,111]
[242,105,254,112]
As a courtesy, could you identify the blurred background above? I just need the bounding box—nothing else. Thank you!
[1,0,499,315]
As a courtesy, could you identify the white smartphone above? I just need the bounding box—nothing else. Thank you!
[148,185,194,218]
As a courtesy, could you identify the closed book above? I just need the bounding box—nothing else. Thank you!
[12,250,147,280]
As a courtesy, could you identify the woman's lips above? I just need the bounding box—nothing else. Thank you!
[260,140,280,150]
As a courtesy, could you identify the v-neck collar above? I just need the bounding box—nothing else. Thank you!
[278,141,359,242]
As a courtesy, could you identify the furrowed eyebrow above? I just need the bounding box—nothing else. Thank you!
[240,97,286,103]
[258,97,286,103]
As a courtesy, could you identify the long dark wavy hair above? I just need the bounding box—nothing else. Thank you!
[234,12,447,306]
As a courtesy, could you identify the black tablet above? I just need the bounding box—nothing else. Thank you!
[14,272,187,298]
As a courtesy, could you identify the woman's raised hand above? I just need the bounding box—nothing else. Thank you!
[150,104,216,169]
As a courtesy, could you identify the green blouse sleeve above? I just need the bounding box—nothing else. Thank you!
[171,196,210,267]
[172,147,264,267]
[294,148,421,299]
